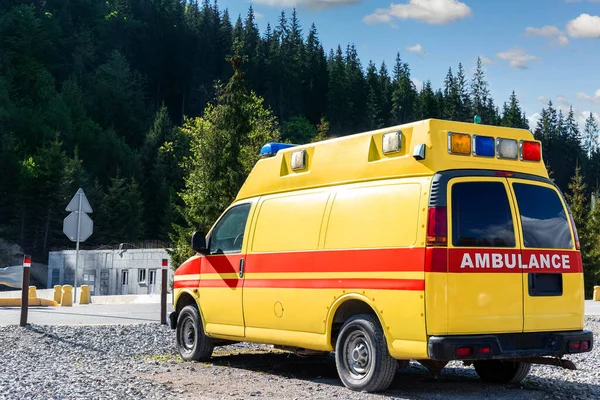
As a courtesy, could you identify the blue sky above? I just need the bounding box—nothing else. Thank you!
[219,0,600,130]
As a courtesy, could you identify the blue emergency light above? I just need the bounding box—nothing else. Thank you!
[259,142,297,158]
[473,135,495,157]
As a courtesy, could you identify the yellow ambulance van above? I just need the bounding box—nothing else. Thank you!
[169,118,593,393]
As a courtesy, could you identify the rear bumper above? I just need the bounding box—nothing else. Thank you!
[428,330,593,360]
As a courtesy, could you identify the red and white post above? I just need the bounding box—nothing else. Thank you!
[161,259,168,325]
[20,255,31,327]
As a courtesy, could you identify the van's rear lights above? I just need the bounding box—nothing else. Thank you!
[426,207,447,247]
[496,138,518,160]
[478,346,491,354]
[582,340,590,351]
[456,346,472,357]
[448,132,471,155]
[473,135,495,157]
[521,140,541,161]
[569,341,581,352]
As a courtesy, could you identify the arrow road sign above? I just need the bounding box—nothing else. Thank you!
[63,212,94,242]
[66,188,93,213]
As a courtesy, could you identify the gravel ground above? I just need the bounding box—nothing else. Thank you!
[1,317,598,400]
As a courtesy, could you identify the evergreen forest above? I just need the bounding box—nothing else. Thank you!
[0,1,598,295]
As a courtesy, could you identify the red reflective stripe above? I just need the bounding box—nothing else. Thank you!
[244,278,424,290]
[245,248,426,273]
[425,247,447,272]
[174,280,201,289]
[175,278,424,291]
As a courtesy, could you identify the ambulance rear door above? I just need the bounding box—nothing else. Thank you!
[508,178,584,332]
[446,176,524,335]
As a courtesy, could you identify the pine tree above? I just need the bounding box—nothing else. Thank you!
[584,112,599,159]
[391,53,416,124]
[471,57,491,123]
[169,49,279,267]
[501,91,528,129]
[455,63,472,122]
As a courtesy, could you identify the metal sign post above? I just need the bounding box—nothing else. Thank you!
[63,188,93,304]
[20,255,31,327]
[161,259,168,325]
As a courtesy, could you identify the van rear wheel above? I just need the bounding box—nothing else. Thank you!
[473,360,531,384]
[176,305,214,361]
[335,314,396,392]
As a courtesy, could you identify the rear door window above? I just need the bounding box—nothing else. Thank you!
[512,183,572,249]
[451,181,515,247]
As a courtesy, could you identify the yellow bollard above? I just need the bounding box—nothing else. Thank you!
[61,285,73,307]
[28,286,37,299]
[79,285,90,305]
[594,286,600,302]
[54,285,62,304]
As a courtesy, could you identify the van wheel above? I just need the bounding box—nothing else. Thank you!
[335,314,396,392]
[176,305,214,361]
[473,360,531,384]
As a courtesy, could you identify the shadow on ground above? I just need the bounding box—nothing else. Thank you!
[193,349,600,399]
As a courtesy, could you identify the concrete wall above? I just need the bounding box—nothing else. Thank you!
[47,249,173,296]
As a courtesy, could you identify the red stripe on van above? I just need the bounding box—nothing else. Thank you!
[245,248,426,273]
[174,278,424,291]
[448,249,582,273]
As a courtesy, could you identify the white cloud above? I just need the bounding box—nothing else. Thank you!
[253,0,361,10]
[480,56,494,65]
[566,14,600,38]
[537,96,549,104]
[528,112,541,129]
[406,43,426,56]
[576,89,600,104]
[363,0,472,26]
[556,96,569,105]
[412,77,423,90]
[497,48,538,69]
[255,11,265,19]
[524,25,569,46]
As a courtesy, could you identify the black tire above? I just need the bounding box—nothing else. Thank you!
[175,305,214,361]
[334,314,397,392]
[473,360,531,384]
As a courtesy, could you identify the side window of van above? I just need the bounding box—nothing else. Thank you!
[208,204,251,255]
[512,183,572,249]
[451,182,515,247]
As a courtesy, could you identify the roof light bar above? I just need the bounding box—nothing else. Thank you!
[520,140,541,162]
[472,135,495,157]
[448,132,471,155]
[259,142,297,158]
[496,138,518,160]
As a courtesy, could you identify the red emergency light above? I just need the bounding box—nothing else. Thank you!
[521,141,541,162]
[23,255,31,267]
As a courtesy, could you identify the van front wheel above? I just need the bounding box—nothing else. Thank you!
[473,360,531,384]
[335,314,396,392]
[176,305,214,362]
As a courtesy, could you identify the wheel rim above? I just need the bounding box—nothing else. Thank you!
[181,316,196,351]
[342,329,373,380]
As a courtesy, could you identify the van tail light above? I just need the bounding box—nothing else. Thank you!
[456,346,472,357]
[582,340,590,351]
[427,206,447,247]
[568,213,580,250]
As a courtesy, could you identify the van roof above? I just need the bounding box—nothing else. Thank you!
[236,118,548,201]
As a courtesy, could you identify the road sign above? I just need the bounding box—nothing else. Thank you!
[63,212,94,242]
[63,188,94,304]
[66,188,93,213]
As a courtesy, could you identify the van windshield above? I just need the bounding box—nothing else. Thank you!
[451,182,515,247]
[512,183,572,249]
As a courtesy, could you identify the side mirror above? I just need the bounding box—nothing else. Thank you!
[191,231,208,255]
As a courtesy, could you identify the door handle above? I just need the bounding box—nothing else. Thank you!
[239,258,245,278]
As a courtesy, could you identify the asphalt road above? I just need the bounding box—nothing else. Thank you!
[0,300,598,326]
[0,302,174,326]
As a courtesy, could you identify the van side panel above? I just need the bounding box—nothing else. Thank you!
[243,179,430,358]
[243,191,330,334]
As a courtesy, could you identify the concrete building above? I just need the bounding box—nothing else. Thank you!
[47,248,173,296]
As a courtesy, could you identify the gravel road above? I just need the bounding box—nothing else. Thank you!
[1,317,598,400]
